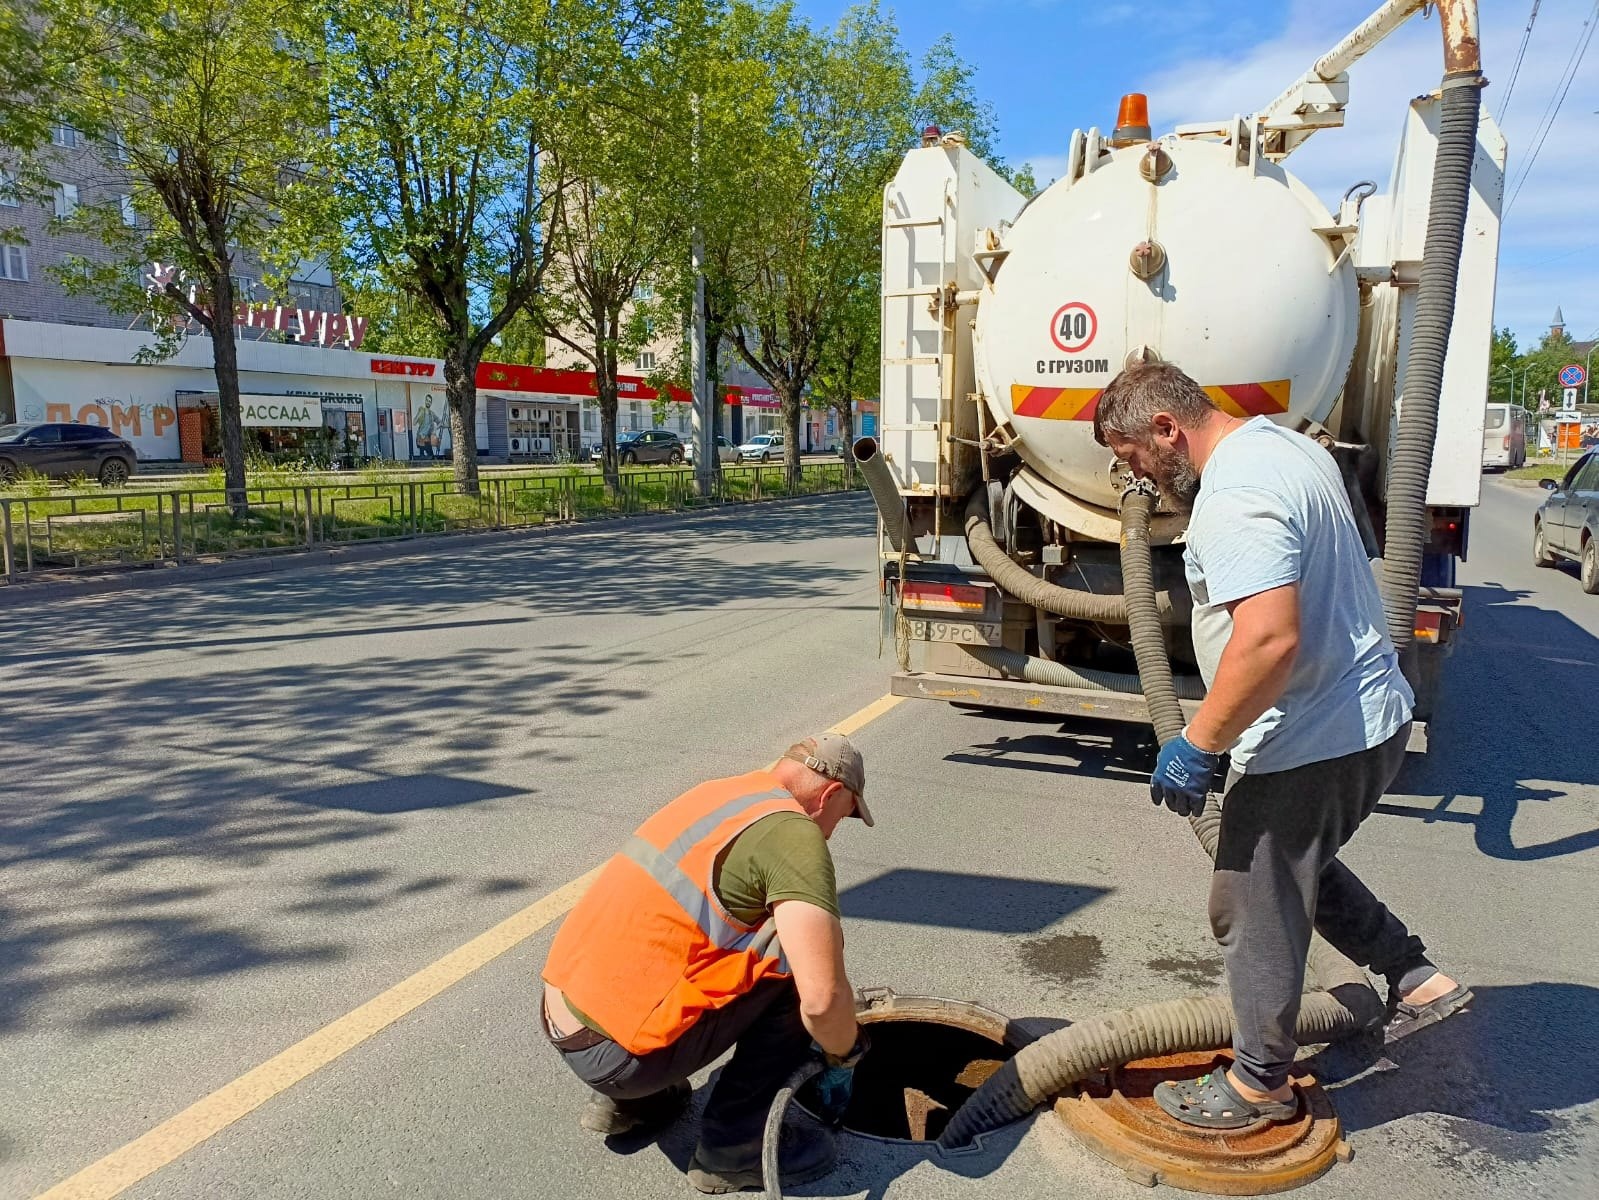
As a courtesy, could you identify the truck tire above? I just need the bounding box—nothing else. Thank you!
[1533,521,1557,568]
[1582,538,1599,595]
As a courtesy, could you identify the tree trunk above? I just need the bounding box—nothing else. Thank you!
[778,381,803,488]
[706,328,724,484]
[205,268,247,517]
[837,401,856,484]
[444,344,480,495]
[598,383,620,494]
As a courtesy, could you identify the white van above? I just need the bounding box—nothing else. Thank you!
[1482,403,1527,470]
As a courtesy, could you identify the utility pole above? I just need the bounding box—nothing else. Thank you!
[689,93,716,498]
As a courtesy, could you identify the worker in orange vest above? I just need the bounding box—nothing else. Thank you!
[541,733,873,1194]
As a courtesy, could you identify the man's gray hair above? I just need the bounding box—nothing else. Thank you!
[1092,360,1221,446]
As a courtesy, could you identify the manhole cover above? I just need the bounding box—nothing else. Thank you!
[1053,1050,1349,1194]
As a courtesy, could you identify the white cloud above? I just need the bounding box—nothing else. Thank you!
[1020,1,1597,345]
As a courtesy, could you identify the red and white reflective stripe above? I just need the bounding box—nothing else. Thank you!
[1009,379,1292,422]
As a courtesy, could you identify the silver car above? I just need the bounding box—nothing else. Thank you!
[736,433,784,463]
[682,434,737,465]
[1535,450,1599,593]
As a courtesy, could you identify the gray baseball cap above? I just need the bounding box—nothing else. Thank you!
[783,732,872,826]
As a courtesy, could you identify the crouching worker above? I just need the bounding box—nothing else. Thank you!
[540,733,874,1194]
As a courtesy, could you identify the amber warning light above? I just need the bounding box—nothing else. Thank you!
[1112,93,1152,146]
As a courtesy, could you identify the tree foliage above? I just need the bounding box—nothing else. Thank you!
[41,0,327,502]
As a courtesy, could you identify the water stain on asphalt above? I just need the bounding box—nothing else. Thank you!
[1146,951,1225,990]
[1017,932,1104,984]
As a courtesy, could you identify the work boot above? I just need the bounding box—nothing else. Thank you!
[686,1124,837,1194]
[579,1082,692,1137]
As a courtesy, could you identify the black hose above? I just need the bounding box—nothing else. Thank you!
[963,490,1171,624]
[1379,74,1483,652]
[1119,488,1187,743]
[761,1060,822,1200]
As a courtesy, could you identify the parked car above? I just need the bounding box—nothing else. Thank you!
[1534,450,1599,593]
[588,429,684,466]
[736,432,784,462]
[0,422,137,487]
[682,434,738,465]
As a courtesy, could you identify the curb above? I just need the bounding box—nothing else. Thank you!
[0,491,870,607]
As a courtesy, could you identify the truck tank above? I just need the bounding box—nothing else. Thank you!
[971,134,1359,539]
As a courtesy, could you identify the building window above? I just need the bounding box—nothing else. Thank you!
[635,351,655,371]
[628,401,642,429]
[53,182,79,217]
[51,123,80,149]
[1,244,28,281]
[230,274,256,301]
[0,167,17,207]
[633,282,654,301]
[581,406,597,434]
[119,194,136,226]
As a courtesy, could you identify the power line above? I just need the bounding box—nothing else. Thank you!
[1505,0,1599,216]
[1498,0,1542,123]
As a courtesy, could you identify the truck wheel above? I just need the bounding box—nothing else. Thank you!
[1533,522,1557,568]
[1582,538,1599,595]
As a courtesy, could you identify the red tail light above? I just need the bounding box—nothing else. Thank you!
[901,581,987,611]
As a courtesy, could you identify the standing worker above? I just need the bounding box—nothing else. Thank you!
[540,733,873,1193]
[1093,361,1472,1129]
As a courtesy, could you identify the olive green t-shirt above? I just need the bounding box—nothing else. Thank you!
[564,811,837,1037]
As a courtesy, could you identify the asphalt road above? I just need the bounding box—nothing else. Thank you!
[1,479,1594,1200]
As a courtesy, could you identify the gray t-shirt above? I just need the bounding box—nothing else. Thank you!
[1183,417,1413,774]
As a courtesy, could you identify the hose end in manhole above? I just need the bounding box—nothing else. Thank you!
[796,989,1032,1145]
[1053,1050,1348,1194]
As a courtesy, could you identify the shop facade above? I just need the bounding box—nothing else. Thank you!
[0,318,872,463]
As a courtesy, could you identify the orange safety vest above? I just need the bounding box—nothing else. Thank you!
[543,770,806,1055]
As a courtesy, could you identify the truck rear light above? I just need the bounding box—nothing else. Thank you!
[901,580,987,612]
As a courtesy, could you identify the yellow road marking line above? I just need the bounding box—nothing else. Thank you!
[829,693,903,737]
[33,869,600,1200]
[34,693,906,1200]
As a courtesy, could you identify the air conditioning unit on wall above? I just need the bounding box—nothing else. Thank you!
[509,437,527,454]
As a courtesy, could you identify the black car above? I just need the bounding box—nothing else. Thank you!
[589,429,684,466]
[1534,450,1599,594]
[0,422,138,486]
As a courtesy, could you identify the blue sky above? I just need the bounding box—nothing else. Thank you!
[796,0,1597,354]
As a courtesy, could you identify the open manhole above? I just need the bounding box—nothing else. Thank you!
[800,991,1026,1143]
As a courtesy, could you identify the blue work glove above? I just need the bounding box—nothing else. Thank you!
[1150,732,1223,818]
[807,1029,870,1126]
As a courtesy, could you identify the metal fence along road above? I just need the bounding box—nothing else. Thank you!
[1,463,864,584]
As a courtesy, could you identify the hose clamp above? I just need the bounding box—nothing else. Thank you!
[1118,476,1160,508]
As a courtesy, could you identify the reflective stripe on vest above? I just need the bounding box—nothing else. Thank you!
[541,771,807,1052]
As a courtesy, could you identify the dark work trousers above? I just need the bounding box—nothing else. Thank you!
[552,978,811,1159]
[1211,723,1434,1094]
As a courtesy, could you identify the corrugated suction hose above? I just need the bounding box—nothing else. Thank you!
[936,488,1384,1149]
[1379,73,1483,652]
[964,490,1171,624]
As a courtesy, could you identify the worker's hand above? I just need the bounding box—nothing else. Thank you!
[1150,732,1223,818]
[807,1029,870,1126]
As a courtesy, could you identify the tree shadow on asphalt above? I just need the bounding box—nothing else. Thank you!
[0,497,876,1040]
[1387,584,1599,861]
[838,868,1110,935]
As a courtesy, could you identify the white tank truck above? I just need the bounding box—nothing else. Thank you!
[855,0,1503,755]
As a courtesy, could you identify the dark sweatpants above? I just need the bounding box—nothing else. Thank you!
[552,978,810,1161]
[1211,723,1435,1093]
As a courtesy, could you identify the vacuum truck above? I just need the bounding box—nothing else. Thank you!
[858,0,1502,753]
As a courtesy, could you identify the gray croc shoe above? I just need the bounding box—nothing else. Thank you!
[1154,1069,1299,1130]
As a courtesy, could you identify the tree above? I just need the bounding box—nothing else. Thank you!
[728,3,913,483]
[326,0,586,494]
[42,0,326,503]
[1488,326,1520,404]
[810,268,877,478]
[1519,328,1580,414]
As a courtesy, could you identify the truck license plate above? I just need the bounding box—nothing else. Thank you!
[906,619,1001,645]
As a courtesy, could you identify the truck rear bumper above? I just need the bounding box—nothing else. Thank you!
[890,671,1202,724]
